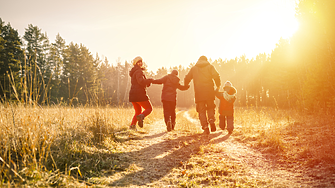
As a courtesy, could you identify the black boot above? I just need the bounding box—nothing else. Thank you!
[171,122,175,130]
[136,114,145,128]
[203,128,210,135]
[210,122,216,132]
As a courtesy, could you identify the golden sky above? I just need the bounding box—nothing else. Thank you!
[1,0,298,72]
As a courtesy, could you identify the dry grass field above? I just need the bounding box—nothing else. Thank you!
[1,104,335,187]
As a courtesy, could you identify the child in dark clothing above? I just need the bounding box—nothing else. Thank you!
[152,70,189,131]
[215,81,237,134]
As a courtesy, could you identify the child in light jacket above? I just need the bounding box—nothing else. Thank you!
[215,81,237,134]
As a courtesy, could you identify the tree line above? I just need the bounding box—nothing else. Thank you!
[1,0,334,111]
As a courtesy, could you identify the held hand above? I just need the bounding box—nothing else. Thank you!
[181,84,190,90]
[147,78,154,84]
[146,78,153,87]
[214,88,221,97]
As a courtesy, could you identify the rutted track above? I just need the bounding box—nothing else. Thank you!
[184,111,319,188]
[104,111,320,187]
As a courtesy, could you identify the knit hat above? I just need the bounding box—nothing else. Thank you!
[171,69,178,76]
[224,81,232,87]
[133,56,142,65]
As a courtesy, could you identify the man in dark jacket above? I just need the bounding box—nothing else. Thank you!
[152,70,189,131]
[184,56,221,135]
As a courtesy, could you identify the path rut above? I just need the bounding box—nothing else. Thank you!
[107,111,321,187]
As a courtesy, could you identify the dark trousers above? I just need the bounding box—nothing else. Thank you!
[196,100,216,130]
[219,115,234,132]
[162,100,176,126]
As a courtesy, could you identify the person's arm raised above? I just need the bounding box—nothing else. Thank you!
[151,76,167,85]
[135,70,151,87]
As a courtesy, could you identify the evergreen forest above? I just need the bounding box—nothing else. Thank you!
[1,0,335,112]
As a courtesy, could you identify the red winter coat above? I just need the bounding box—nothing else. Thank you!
[216,86,237,116]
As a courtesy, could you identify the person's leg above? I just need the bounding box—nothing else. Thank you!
[171,101,177,130]
[162,101,172,131]
[131,102,142,126]
[138,100,153,117]
[206,100,216,132]
[196,101,209,133]
[219,114,226,130]
[162,101,170,125]
[226,116,234,134]
[136,100,153,128]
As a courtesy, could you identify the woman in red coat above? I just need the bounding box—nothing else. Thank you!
[129,56,153,130]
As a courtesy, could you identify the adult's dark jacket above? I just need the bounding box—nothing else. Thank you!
[152,72,189,102]
[129,65,151,102]
[184,58,221,103]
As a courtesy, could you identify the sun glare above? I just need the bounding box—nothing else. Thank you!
[245,1,299,56]
[262,1,299,39]
[143,0,300,70]
[180,0,300,63]
[281,17,299,39]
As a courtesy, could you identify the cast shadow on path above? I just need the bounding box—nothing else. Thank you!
[110,131,222,187]
[210,132,231,144]
[142,132,167,139]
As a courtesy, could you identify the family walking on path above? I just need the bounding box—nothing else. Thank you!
[128,55,237,135]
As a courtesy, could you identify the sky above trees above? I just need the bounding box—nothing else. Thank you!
[1,0,298,72]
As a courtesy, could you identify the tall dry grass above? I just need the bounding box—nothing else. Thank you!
[231,107,335,170]
[232,107,293,152]
[0,103,162,187]
[1,103,334,186]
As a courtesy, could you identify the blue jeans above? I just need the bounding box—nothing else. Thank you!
[219,115,234,132]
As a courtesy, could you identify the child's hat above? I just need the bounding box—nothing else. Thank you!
[224,81,232,87]
[133,56,142,65]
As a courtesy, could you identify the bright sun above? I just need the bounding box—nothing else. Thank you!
[148,0,300,71]
[180,0,300,63]
[227,0,300,58]
[281,17,299,39]
[271,2,300,39]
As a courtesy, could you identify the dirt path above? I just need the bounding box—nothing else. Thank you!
[105,111,323,187]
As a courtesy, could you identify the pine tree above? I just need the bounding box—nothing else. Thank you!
[23,24,50,103]
[62,42,99,105]
[47,33,66,103]
[0,18,24,101]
